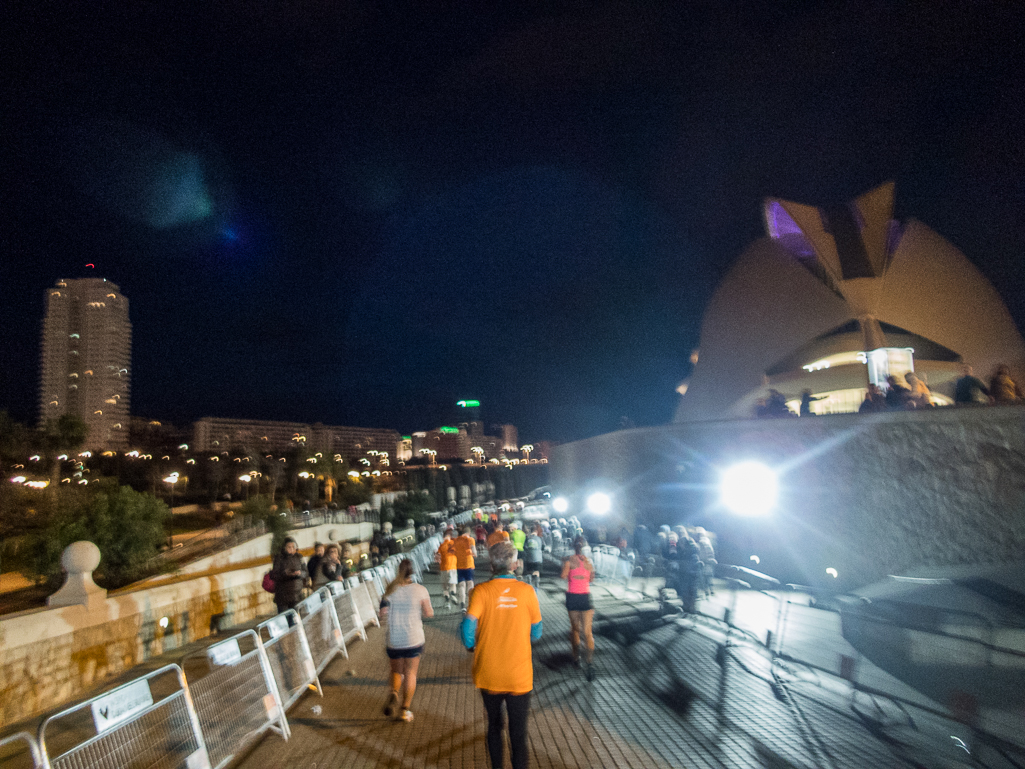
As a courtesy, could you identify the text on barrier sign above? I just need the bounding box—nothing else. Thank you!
[267,615,289,639]
[90,678,154,733]
[208,637,243,666]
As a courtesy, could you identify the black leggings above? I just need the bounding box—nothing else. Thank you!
[480,690,531,769]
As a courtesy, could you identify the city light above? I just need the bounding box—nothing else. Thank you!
[586,492,611,516]
[552,496,569,514]
[720,461,777,516]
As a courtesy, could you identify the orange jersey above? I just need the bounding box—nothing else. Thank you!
[453,535,476,570]
[486,530,510,548]
[467,577,542,694]
[437,539,458,571]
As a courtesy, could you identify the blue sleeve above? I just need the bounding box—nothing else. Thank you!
[530,621,543,642]
[461,615,478,650]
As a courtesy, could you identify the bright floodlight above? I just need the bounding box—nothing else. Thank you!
[586,492,611,516]
[552,496,569,514]
[720,461,777,517]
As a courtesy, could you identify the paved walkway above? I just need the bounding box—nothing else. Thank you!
[233,567,1024,769]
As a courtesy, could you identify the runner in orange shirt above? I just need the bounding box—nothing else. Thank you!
[486,522,510,548]
[435,528,458,608]
[462,541,542,769]
[452,526,478,611]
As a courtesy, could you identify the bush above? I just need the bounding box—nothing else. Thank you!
[27,486,170,589]
[240,496,289,554]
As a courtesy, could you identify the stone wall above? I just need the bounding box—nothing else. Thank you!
[552,406,1025,590]
[0,563,273,728]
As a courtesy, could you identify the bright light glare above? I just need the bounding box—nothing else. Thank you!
[552,496,569,514]
[586,492,611,516]
[826,568,838,578]
[720,461,777,517]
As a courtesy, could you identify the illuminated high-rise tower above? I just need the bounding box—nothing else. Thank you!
[39,278,132,449]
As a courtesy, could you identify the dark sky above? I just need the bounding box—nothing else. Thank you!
[2,1,1024,443]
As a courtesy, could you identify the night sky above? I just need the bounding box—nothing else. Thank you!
[2,1,1024,443]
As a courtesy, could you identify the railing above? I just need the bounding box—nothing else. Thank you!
[4,526,449,769]
[596,557,1025,757]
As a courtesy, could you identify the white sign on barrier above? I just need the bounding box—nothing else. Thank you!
[262,692,280,721]
[208,637,243,666]
[90,678,154,733]
[306,591,322,609]
[267,614,289,639]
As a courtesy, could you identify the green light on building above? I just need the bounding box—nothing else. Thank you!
[456,400,480,408]
[439,426,459,434]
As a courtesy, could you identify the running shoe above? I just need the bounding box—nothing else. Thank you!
[585,663,595,682]
[383,691,399,718]
[400,709,414,722]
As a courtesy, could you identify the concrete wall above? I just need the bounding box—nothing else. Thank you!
[0,520,419,727]
[0,562,273,728]
[552,406,1025,590]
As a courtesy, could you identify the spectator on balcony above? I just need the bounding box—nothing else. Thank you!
[904,372,933,409]
[799,389,825,416]
[990,364,1023,404]
[885,375,912,410]
[859,383,886,412]
[954,365,990,405]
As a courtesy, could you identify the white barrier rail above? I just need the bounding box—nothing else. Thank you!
[255,610,320,711]
[349,582,380,630]
[296,588,347,675]
[325,581,367,644]
[0,730,43,769]
[38,664,209,769]
[180,631,289,769]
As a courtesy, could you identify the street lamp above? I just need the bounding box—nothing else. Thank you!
[471,446,485,465]
[420,448,437,466]
[163,473,179,548]
[521,444,533,461]
[239,474,252,501]
[719,461,777,517]
[586,492,611,516]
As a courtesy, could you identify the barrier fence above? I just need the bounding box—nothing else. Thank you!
[180,631,289,769]
[4,522,450,769]
[39,665,209,769]
[0,731,43,769]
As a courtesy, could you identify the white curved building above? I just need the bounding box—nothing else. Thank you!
[675,183,1025,422]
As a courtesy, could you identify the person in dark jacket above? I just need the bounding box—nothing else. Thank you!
[271,537,307,614]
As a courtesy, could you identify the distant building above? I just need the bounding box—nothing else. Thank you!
[39,278,131,449]
[129,417,189,452]
[501,424,519,452]
[192,416,400,459]
[675,183,1025,420]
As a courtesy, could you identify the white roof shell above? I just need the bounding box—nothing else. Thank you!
[675,185,1025,423]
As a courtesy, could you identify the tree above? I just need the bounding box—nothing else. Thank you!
[39,414,89,491]
[27,485,170,589]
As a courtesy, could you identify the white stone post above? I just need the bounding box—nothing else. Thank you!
[47,541,107,610]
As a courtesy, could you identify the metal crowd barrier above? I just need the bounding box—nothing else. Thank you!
[255,610,320,710]
[0,731,43,769]
[295,588,347,674]
[38,664,209,769]
[3,515,478,769]
[349,581,380,630]
[180,631,289,769]
[325,581,368,643]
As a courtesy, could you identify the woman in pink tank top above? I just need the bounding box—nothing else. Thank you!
[561,537,596,680]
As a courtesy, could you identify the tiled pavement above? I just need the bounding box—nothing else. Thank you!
[233,568,1025,769]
